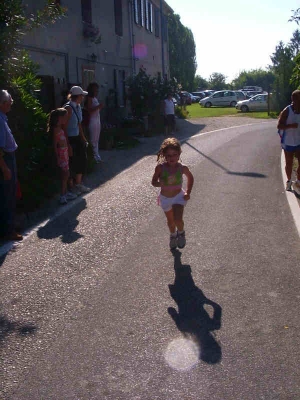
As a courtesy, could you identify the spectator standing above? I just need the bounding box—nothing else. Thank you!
[85,82,103,163]
[164,94,175,136]
[0,90,23,241]
[63,86,90,194]
[277,89,300,193]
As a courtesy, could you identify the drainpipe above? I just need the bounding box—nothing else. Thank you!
[160,0,165,77]
[128,0,136,75]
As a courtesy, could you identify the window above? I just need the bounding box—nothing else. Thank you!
[81,0,92,24]
[145,1,153,32]
[154,6,159,37]
[134,0,144,26]
[114,0,123,36]
[82,67,95,90]
[113,69,126,107]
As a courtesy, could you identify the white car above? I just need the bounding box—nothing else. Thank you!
[199,90,238,108]
[236,94,268,112]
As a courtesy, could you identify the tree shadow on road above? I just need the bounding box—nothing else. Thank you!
[37,199,87,243]
[184,141,267,178]
[168,250,222,364]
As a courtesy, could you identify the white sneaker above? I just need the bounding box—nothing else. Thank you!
[75,183,90,193]
[286,180,292,191]
[66,191,77,200]
[59,195,67,205]
[293,180,300,194]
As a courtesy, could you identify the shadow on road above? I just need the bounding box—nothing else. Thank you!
[185,141,267,178]
[0,311,37,344]
[168,250,222,364]
[37,199,87,243]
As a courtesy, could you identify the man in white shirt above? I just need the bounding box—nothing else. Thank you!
[164,93,175,136]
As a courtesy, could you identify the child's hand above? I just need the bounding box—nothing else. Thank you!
[183,192,190,201]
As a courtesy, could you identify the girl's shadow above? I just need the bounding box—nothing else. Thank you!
[168,250,222,364]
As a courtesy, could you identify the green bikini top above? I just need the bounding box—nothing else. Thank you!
[160,163,183,190]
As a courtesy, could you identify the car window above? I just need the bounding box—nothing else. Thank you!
[213,92,223,98]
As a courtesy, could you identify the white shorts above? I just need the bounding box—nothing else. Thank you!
[158,190,187,212]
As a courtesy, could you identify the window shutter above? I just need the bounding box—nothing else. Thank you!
[134,0,138,24]
[140,0,144,26]
[145,0,149,30]
[149,2,153,32]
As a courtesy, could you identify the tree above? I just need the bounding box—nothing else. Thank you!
[289,29,300,56]
[289,8,300,24]
[231,69,275,91]
[270,41,295,110]
[168,13,197,91]
[0,0,65,209]
[208,72,227,90]
[193,75,208,91]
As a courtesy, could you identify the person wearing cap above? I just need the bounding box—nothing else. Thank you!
[63,85,90,194]
[0,89,23,241]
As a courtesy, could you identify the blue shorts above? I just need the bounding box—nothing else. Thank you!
[281,144,300,152]
[158,190,187,212]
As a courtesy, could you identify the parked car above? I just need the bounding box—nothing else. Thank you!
[190,93,200,103]
[235,93,268,112]
[242,86,263,93]
[235,91,248,101]
[179,91,192,105]
[199,90,238,108]
[192,90,214,100]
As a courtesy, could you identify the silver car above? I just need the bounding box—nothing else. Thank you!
[199,90,238,108]
[236,94,268,112]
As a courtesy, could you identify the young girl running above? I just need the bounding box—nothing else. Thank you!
[151,137,194,250]
[47,108,77,205]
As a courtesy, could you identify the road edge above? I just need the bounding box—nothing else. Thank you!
[280,150,300,238]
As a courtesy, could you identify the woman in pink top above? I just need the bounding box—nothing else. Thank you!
[85,82,104,163]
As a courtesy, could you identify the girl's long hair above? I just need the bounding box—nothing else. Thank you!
[47,108,67,136]
[156,137,182,163]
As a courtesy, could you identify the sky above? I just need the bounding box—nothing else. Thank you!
[165,0,300,83]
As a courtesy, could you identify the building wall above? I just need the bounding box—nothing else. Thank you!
[21,0,172,111]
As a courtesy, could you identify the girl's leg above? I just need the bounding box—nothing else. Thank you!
[284,150,294,181]
[164,209,176,233]
[172,204,186,248]
[295,149,300,180]
[172,204,184,231]
[61,169,69,195]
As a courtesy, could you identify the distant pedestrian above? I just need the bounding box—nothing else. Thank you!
[164,93,176,136]
[84,82,104,163]
[47,108,77,205]
[277,89,300,193]
[0,89,23,241]
[151,137,194,250]
[63,86,90,194]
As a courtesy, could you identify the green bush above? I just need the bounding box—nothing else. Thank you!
[175,105,189,119]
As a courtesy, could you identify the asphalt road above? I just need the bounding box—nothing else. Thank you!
[1,118,300,399]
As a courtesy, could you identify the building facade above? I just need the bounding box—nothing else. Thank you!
[21,0,172,113]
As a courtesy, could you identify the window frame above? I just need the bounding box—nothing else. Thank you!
[114,0,123,36]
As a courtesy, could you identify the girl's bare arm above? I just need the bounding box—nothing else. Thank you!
[182,165,194,198]
[151,165,162,187]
